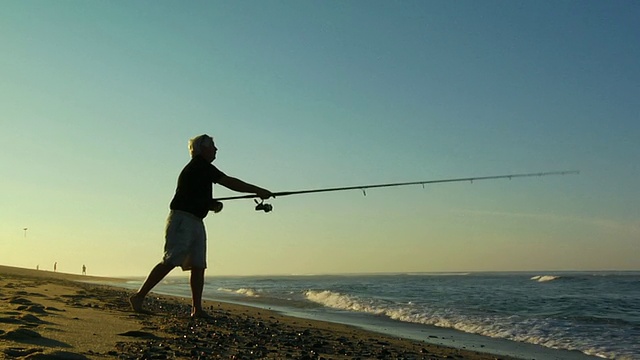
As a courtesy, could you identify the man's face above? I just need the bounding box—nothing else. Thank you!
[202,140,218,162]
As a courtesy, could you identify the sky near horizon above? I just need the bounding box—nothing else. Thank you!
[1,1,638,277]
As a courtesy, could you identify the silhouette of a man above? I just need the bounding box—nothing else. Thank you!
[129,134,271,318]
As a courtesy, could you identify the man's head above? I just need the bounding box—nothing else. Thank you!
[188,134,217,162]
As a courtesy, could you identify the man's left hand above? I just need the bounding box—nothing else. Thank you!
[210,201,224,213]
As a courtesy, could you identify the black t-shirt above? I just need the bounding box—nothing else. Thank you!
[169,155,226,219]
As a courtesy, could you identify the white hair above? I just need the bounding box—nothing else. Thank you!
[188,134,214,157]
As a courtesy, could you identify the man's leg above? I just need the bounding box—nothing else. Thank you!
[130,263,174,312]
[190,267,207,317]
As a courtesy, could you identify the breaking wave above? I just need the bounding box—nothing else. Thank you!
[530,275,561,282]
[302,289,626,358]
[217,287,260,297]
[304,290,386,315]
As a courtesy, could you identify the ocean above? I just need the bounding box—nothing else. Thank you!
[116,272,639,360]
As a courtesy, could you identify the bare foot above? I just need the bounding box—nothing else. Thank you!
[190,310,213,319]
[129,294,146,313]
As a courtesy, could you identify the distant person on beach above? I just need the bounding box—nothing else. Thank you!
[54,262,57,272]
[129,134,271,318]
[82,264,86,275]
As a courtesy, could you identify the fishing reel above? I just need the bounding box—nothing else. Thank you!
[254,199,273,213]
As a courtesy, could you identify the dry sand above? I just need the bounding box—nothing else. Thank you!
[0,265,517,359]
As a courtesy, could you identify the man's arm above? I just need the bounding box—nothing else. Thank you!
[217,175,272,199]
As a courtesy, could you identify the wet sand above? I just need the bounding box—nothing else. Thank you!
[0,265,518,359]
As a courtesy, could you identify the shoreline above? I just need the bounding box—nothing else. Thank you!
[1,265,514,359]
[0,265,596,359]
[115,275,601,360]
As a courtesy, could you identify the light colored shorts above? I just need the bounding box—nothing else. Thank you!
[162,210,207,270]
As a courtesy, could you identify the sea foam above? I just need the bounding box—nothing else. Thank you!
[304,290,385,315]
[530,275,561,282]
[217,287,260,297]
[303,289,603,358]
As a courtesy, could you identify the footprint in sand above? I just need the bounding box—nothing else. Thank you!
[0,327,42,340]
[1,327,72,349]
[9,297,34,305]
[45,307,64,312]
[1,310,22,316]
[24,304,48,314]
[27,292,48,298]
[0,313,46,326]
[24,350,90,359]
[0,316,25,324]
[3,347,44,357]
[19,313,46,324]
[117,330,160,339]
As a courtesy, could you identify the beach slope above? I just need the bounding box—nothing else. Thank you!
[0,265,515,359]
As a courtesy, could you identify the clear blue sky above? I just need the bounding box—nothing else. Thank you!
[1,1,638,276]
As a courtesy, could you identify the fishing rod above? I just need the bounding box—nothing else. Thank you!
[213,170,579,213]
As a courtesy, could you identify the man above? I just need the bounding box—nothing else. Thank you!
[130,134,271,318]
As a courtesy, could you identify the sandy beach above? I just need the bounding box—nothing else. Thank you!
[0,265,519,359]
